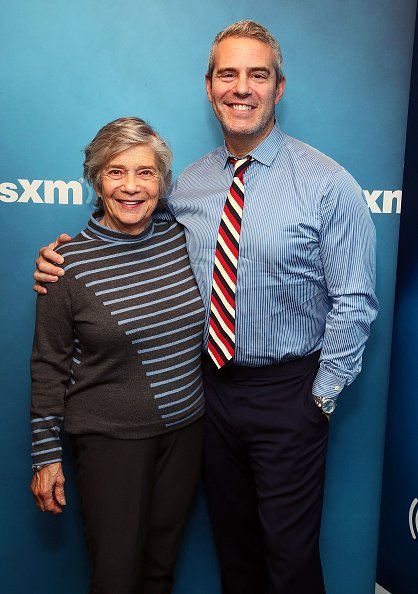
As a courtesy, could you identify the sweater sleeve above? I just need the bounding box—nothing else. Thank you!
[30,273,74,467]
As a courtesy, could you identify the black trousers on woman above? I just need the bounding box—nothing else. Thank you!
[202,352,329,594]
[71,417,204,594]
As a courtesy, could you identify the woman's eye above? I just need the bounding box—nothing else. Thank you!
[138,169,155,178]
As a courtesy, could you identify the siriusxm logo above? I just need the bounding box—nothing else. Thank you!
[363,190,402,214]
[0,179,94,205]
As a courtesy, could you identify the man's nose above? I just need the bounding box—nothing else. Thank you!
[234,74,251,96]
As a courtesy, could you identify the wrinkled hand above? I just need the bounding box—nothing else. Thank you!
[33,233,72,294]
[31,462,66,514]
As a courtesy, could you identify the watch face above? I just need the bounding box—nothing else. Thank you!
[322,399,336,414]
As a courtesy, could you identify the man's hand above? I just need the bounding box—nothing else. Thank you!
[33,234,72,294]
[31,462,66,514]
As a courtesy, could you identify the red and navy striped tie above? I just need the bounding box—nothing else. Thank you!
[208,155,252,368]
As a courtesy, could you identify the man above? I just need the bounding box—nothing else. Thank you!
[34,20,378,594]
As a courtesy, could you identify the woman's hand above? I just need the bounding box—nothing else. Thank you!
[33,234,72,294]
[31,462,66,514]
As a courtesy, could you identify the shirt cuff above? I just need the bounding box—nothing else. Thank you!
[312,366,347,398]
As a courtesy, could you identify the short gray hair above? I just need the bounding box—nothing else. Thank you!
[207,20,284,84]
[83,117,173,211]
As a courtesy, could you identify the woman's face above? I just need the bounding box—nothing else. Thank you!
[99,144,160,235]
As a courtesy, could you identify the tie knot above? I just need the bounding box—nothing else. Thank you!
[229,155,252,178]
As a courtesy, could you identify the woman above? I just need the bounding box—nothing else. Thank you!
[30,117,205,594]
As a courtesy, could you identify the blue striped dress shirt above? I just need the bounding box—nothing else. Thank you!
[166,123,378,398]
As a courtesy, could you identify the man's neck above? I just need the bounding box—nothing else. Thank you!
[224,122,275,157]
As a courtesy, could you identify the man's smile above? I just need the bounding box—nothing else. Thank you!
[229,104,255,111]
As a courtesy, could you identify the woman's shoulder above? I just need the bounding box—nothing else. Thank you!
[54,229,98,256]
[152,219,184,234]
[53,226,108,277]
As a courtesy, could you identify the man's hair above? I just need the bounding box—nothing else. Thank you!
[207,20,284,83]
[83,117,173,211]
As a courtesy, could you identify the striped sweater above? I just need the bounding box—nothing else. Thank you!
[31,215,205,467]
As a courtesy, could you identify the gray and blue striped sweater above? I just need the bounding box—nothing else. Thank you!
[31,215,205,467]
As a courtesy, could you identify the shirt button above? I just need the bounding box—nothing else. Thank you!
[334,385,341,391]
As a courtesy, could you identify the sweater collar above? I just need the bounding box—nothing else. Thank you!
[86,212,155,243]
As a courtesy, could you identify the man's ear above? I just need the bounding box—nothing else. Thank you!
[275,77,286,106]
[205,74,213,103]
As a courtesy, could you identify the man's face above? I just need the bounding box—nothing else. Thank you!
[206,37,285,155]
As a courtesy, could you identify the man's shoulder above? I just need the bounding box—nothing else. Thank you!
[281,133,345,176]
[178,145,225,181]
[283,134,366,207]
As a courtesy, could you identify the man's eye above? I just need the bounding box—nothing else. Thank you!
[252,73,268,80]
[219,72,235,79]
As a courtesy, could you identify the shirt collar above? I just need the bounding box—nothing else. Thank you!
[221,121,285,169]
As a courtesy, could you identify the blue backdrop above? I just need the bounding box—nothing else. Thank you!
[376,7,418,594]
[0,1,416,593]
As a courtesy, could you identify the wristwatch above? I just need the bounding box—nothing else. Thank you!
[313,396,337,415]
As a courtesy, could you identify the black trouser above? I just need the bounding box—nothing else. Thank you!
[202,353,329,594]
[71,417,204,594]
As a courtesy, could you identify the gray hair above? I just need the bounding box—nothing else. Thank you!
[83,117,173,212]
[207,20,284,84]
